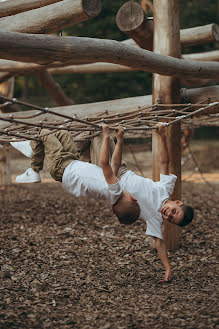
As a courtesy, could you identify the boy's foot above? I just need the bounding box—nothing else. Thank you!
[16,168,41,183]
[10,140,33,158]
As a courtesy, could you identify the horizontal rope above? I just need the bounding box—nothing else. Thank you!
[0,95,218,143]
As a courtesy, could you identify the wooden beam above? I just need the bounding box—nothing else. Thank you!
[0,32,218,79]
[181,24,219,47]
[152,0,181,251]
[49,63,136,74]
[48,50,219,74]
[184,50,219,62]
[0,86,218,130]
[0,0,102,34]
[181,85,219,114]
[36,70,74,106]
[116,1,153,50]
[116,2,219,49]
[0,48,218,74]
[0,0,62,18]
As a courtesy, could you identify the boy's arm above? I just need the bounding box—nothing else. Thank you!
[111,125,124,176]
[154,124,169,175]
[153,237,172,282]
[100,124,117,185]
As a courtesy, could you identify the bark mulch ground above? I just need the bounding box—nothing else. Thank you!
[0,180,218,329]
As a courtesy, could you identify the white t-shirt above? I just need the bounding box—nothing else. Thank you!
[62,161,122,206]
[120,171,177,239]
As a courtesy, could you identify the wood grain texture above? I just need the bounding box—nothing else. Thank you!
[152,0,181,250]
[0,32,218,79]
[0,0,62,18]
[0,0,102,34]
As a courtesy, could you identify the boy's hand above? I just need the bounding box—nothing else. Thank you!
[155,123,167,137]
[116,125,124,139]
[101,123,110,137]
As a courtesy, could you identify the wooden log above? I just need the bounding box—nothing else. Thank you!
[0,0,102,34]
[0,48,218,75]
[152,0,181,251]
[49,63,136,74]
[0,0,62,18]
[181,78,217,88]
[49,50,219,74]
[116,1,153,50]
[184,50,219,62]
[0,86,217,130]
[181,24,219,47]
[36,70,74,106]
[116,2,219,49]
[181,85,219,115]
[0,32,218,79]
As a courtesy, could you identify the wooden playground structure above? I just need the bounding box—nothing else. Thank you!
[0,0,218,250]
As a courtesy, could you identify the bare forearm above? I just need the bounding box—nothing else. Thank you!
[100,135,110,166]
[111,138,123,175]
[154,238,171,271]
[159,135,169,165]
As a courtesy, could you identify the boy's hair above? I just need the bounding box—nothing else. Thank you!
[178,205,194,227]
[112,193,140,225]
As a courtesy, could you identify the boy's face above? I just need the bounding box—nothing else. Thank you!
[161,200,184,225]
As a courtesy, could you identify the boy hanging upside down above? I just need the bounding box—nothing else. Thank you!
[11,124,194,282]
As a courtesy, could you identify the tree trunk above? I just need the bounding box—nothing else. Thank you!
[0,0,102,34]
[36,70,74,106]
[0,32,218,79]
[0,0,62,18]
[152,0,181,251]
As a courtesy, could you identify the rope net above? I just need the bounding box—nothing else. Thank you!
[0,95,218,143]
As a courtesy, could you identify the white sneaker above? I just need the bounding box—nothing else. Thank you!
[10,140,33,158]
[16,168,41,183]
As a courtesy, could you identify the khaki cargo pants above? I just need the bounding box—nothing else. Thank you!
[30,130,127,182]
[30,129,78,182]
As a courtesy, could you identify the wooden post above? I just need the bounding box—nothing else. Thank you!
[152,0,181,250]
[0,78,14,185]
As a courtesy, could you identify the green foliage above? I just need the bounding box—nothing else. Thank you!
[14,0,218,105]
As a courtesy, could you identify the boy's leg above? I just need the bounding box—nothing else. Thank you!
[52,129,78,155]
[30,140,45,173]
[40,129,78,182]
